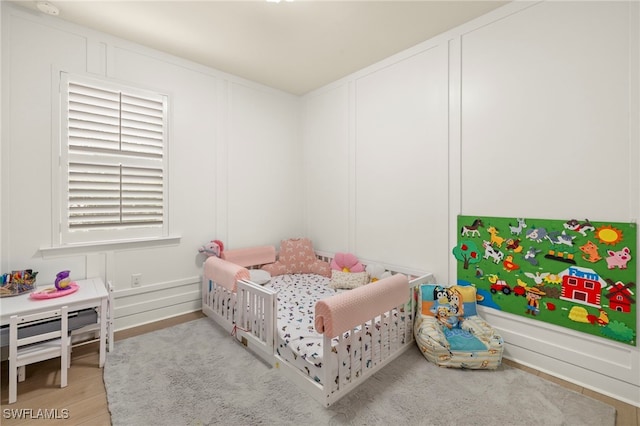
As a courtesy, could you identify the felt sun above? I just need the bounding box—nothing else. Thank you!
[595,225,623,246]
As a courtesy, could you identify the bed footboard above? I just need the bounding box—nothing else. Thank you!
[234,280,277,363]
[202,255,277,365]
[202,272,238,333]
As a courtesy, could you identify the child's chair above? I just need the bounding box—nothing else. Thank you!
[8,306,71,403]
[414,284,503,369]
[71,280,115,353]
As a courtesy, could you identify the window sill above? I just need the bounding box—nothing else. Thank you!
[39,236,181,259]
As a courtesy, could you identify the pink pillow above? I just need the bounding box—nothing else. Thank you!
[262,238,331,277]
[330,252,365,273]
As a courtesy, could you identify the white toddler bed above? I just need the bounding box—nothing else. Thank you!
[202,246,435,407]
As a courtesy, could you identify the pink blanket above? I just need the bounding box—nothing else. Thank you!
[315,273,409,337]
[204,257,250,293]
[221,245,276,268]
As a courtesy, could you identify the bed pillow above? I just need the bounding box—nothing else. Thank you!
[365,263,392,283]
[330,253,365,273]
[261,238,331,277]
[329,270,368,290]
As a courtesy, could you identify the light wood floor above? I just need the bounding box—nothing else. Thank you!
[1,311,638,425]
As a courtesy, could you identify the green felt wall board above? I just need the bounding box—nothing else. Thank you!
[454,215,637,346]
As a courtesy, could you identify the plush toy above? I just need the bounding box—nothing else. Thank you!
[198,240,224,258]
[55,270,71,290]
[432,287,465,330]
[436,304,464,329]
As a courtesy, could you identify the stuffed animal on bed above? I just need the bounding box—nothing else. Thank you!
[198,240,224,258]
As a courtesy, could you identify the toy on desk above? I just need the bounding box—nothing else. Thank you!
[198,240,224,258]
[30,271,78,300]
[55,270,72,290]
[28,270,79,299]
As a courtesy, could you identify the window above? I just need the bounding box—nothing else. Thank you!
[57,73,168,246]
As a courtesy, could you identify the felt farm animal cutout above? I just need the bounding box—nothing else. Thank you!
[579,241,602,263]
[461,219,484,237]
[486,226,505,248]
[523,247,542,266]
[502,255,520,272]
[482,240,504,264]
[605,247,631,270]
[509,218,527,235]
[563,219,595,237]
[524,271,550,285]
[198,240,224,258]
[505,238,523,253]
[545,230,575,247]
[525,227,548,243]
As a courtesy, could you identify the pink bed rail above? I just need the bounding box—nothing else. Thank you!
[221,246,276,268]
[202,255,277,360]
[204,257,249,292]
[315,273,409,337]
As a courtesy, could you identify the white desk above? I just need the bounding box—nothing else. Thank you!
[0,277,109,367]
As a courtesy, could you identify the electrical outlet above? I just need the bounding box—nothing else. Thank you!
[131,273,142,288]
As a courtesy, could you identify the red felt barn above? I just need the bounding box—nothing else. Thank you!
[605,282,636,313]
[559,266,606,308]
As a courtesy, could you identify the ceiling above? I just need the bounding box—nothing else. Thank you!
[12,0,508,95]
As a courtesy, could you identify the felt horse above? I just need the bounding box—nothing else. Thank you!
[461,219,484,237]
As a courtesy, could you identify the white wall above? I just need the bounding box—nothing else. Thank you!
[302,45,450,273]
[0,3,301,329]
[302,0,639,407]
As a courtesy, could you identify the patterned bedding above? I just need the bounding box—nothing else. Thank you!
[265,274,410,389]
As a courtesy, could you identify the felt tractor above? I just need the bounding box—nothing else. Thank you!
[487,274,517,296]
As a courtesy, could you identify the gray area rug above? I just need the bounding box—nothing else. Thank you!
[104,318,615,426]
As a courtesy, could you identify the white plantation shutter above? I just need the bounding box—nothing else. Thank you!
[60,73,168,244]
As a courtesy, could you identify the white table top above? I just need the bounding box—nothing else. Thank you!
[0,277,107,326]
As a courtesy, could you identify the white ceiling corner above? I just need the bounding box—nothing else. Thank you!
[11,0,508,95]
